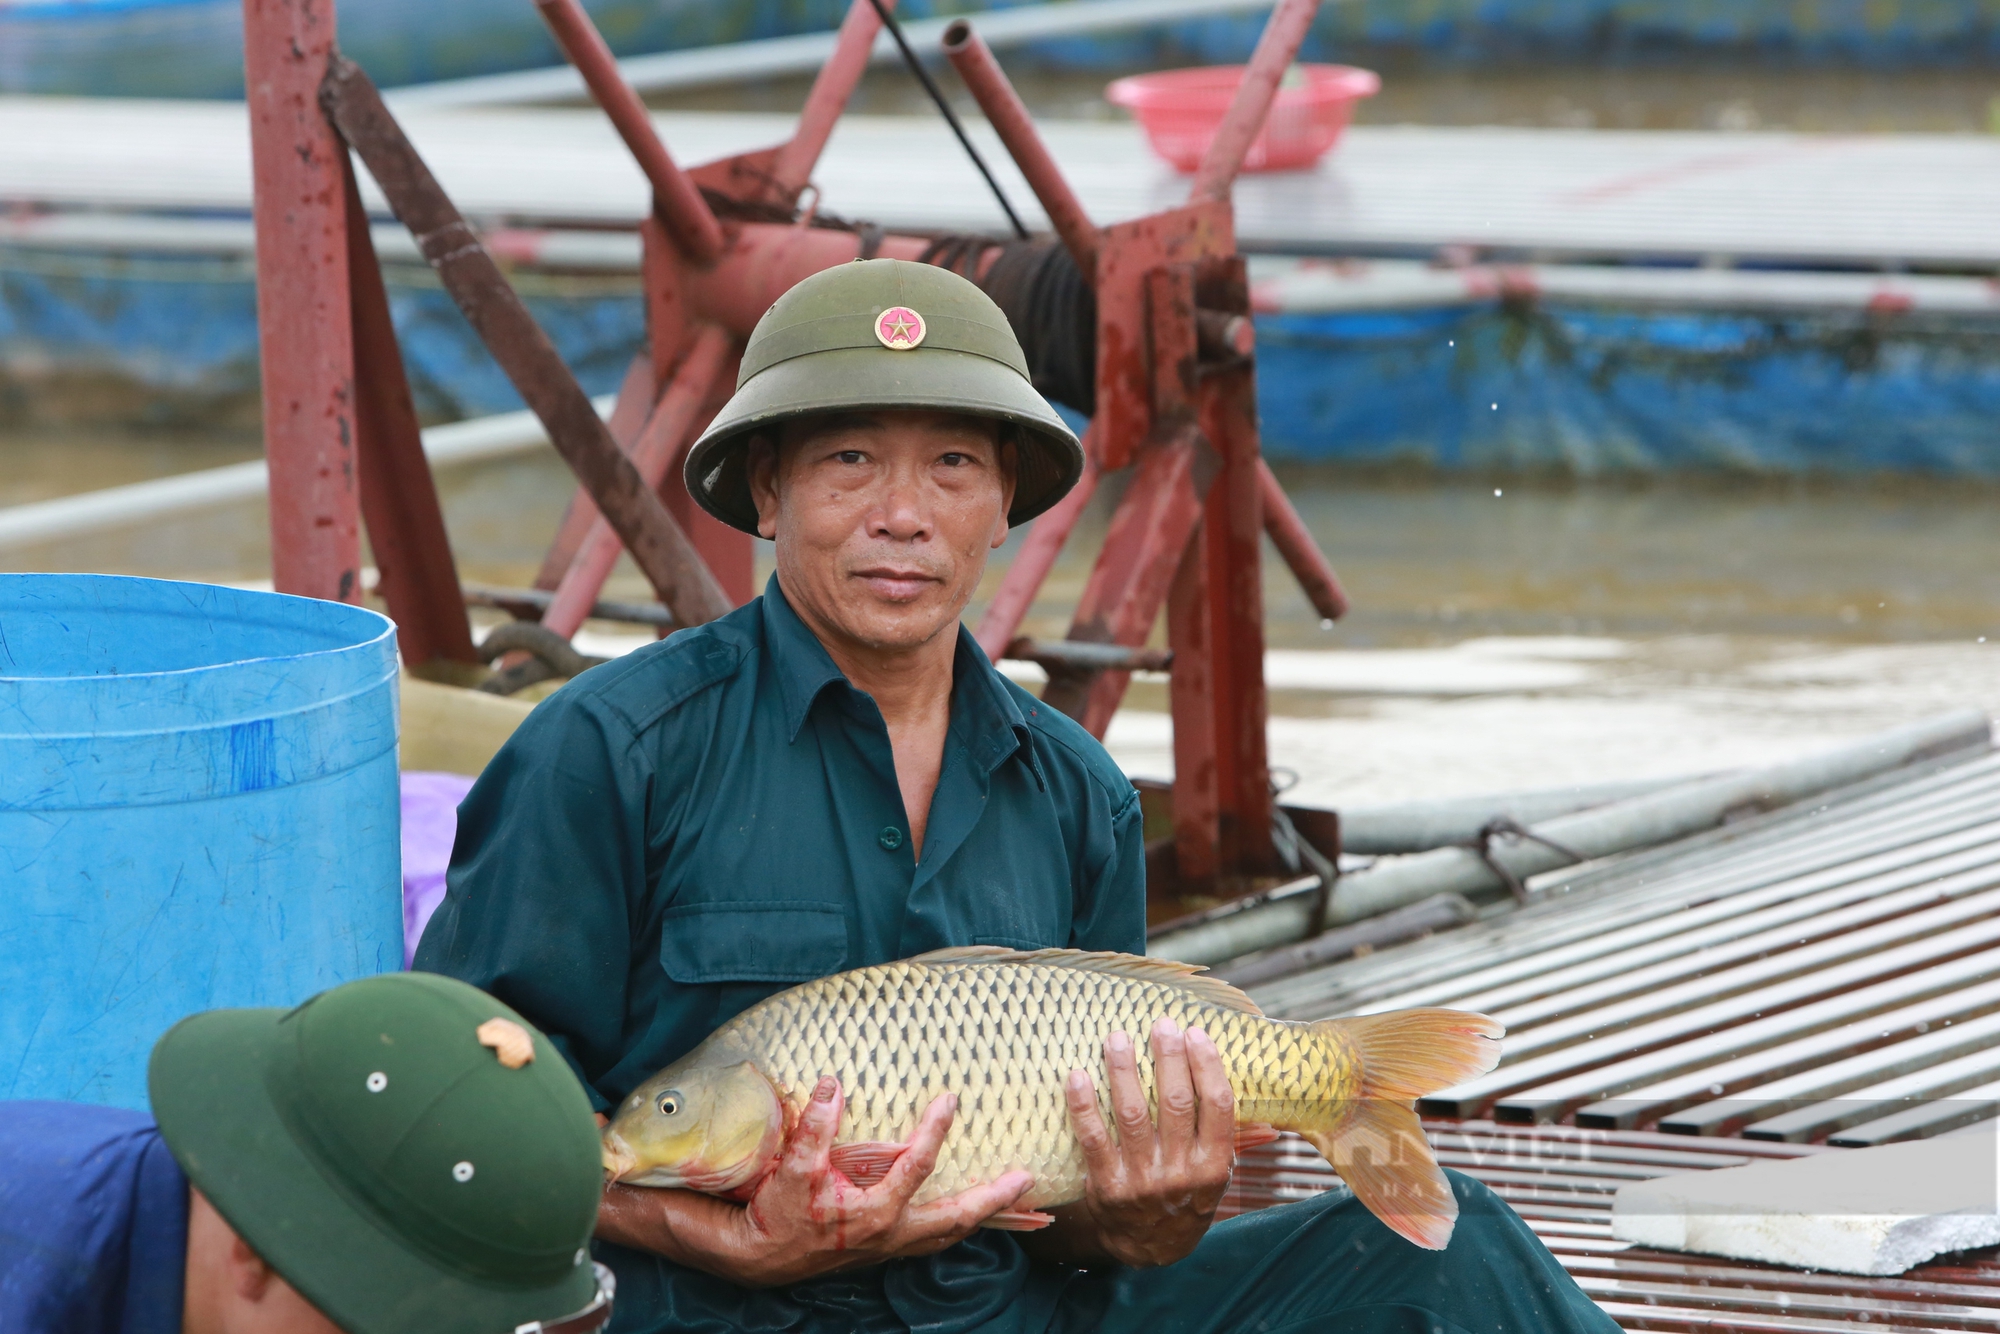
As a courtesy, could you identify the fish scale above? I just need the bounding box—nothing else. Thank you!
[713,954,1352,1208]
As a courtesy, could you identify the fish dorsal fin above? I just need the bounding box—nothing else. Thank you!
[907,946,1022,965]
[905,946,1263,1016]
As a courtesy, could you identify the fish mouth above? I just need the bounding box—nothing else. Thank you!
[598,1133,740,1192]
[613,1160,743,1192]
[600,1132,639,1182]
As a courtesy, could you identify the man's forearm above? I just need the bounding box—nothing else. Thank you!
[597,1184,751,1281]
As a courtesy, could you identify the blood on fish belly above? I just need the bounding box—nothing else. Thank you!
[601,946,1502,1250]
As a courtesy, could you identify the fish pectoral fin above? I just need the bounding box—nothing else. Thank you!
[1234,1122,1281,1153]
[981,1208,1056,1232]
[827,1141,909,1189]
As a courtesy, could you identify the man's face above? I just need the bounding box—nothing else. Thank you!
[749,409,1015,656]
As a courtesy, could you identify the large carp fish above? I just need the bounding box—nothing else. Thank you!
[601,946,1502,1249]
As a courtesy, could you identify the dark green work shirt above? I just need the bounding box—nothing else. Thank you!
[416,576,1143,1334]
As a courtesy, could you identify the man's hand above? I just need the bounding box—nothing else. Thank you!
[596,1076,1033,1288]
[1048,1018,1237,1268]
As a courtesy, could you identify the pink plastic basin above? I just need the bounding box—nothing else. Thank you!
[1106,64,1380,174]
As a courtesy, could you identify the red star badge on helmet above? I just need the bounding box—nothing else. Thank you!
[874,306,927,350]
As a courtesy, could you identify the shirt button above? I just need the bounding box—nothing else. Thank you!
[878,826,904,851]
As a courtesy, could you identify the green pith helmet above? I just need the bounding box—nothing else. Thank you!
[685,257,1084,536]
[149,972,610,1334]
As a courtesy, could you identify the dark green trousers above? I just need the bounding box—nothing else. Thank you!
[1068,1171,1618,1334]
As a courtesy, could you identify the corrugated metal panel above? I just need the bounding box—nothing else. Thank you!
[1252,748,2000,1142]
[1225,1123,2000,1332]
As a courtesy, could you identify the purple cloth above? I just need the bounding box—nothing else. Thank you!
[401,771,477,968]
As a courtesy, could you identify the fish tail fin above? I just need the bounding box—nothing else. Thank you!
[1295,1009,1504,1251]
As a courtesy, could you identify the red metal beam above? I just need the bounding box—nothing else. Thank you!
[638,186,755,610]
[770,0,894,201]
[541,324,736,637]
[532,0,725,265]
[679,222,931,336]
[343,162,478,666]
[1190,0,1323,204]
[244,0,357,602]
[1151,261,1225,882]
[1259,460,1348,622]
[1038,419,1215,734]
[533,354,658,592]
[1166,529,1220,882]
[322,56,731,628]
[941,20,1098,281]
[1091,201,1234,471]
[656,365,755,609]
[1193,355,1275,872]
[1163,379,1277,885]
[973,421,1099,662]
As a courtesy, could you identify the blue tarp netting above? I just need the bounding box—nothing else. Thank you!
[10,246,2000,476]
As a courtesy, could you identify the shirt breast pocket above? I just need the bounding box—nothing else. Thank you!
[658,901,849,984]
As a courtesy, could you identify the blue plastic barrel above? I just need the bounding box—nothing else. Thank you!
[0,574,401,1108]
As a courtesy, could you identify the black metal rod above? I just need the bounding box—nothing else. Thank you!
[461,581,676,629]
[864,0,1030,240]
[1005,636,1173,673]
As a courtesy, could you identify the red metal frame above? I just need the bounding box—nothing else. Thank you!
[541,324,736,636]
[943,22,1099,280]
[531,354,659,592]
[343,161,479,666]
[322,55,733,630]
[245,0,478,666]
[244,0,359,605]
[249,0,1344,896]
[532,0,723,264]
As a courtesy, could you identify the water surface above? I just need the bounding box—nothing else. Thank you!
[4,430,1992,804]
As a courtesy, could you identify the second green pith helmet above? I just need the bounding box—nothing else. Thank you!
[149,972,610,1334]
[684,258,1084,536]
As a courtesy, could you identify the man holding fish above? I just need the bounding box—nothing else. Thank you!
[418,259,1615,1333]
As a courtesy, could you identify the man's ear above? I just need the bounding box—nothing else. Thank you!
[746,435,780,541]
[228,1232,277,1302]
[990,432,1018,551]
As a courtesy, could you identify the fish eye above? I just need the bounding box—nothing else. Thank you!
[658,1091,682,1116]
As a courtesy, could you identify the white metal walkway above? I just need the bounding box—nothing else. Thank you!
[4,96,1998,269]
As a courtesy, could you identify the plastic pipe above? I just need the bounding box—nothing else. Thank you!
[1215,893,1476,988]
[531,0,724,264]
[1335,775,1700,856]
[942,20,1098,279]
[0,400,614,554]
[1150,708,1996,965]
